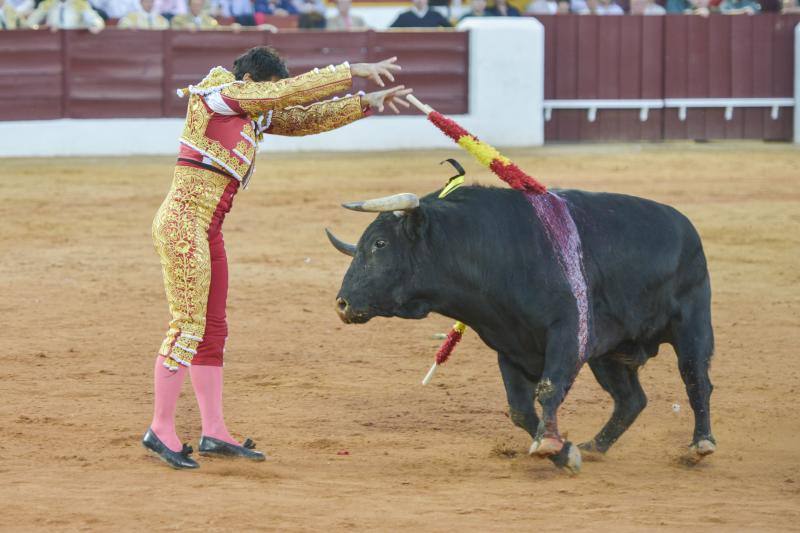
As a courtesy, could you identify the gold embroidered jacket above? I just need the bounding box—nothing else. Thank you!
[177,63,366,186]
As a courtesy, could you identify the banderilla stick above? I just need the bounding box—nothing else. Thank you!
[406,94,435,116]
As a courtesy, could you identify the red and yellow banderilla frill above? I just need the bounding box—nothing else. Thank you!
[407,95,547,384]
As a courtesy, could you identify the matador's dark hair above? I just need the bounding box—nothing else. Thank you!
[233,46,290,82]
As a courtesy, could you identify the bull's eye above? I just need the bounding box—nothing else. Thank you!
[374,239,387,249]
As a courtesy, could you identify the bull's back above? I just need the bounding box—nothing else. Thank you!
[560,190,705,282]
[558,190,709,342]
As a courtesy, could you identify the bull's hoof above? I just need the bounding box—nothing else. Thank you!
[550,441,582,474]
[681,438,716,466]
[528,436,564,457]
[690,438,716,457]
[578,440,606,462]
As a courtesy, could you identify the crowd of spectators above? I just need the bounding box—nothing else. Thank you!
[0,0,328,30]
[0,0,798,33]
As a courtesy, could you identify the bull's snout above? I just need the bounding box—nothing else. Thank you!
[335,296,371,324]
[335,297,351,323]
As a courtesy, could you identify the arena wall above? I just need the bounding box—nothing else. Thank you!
[0,17,798,156]
[540,14,800,142]
[0,20,545,156]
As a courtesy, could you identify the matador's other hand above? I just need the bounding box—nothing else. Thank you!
[362,86,413,114]
[351,57,402,88]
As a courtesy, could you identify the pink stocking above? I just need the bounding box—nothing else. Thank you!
[150,355,188,452]
[190,365,239,445]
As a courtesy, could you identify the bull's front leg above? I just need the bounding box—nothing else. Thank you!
[498,353,539,439]
[529,332,584,473]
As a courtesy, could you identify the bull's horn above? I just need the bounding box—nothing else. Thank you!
[342,193,419,213]
[325,228,356,257]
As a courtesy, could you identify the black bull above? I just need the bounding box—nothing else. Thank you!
[327,185,715,472]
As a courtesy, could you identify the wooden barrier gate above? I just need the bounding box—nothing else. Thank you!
[539,14,799,141]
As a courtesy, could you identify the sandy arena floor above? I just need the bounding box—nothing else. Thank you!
[0,142,798,531]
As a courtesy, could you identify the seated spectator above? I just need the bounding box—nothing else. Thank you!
[88,0,107,19]
[783,0,800,12]
[153,0,187,19]
[666,0,710,14]
[119,0,169,28]
[488,0,521,15]
[90,0,140,19]
[171,0,219,28]
[293,0,325,27]
[556,0,570,11]
[583,0,624,13]
[526,0,557,13]
[570,0,588,11]
[255,0,297,16]
[327,0,367,30]
[1,0,24,28]
[390,0,451,27]
[719,0,759,12]
[27,0,105,32]
[210,0,257,25]
[209,0,230,16]
[459,0,488,20]
[630,0,666,12]
[7,0,34,16]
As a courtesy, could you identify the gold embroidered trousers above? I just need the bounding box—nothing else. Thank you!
[153,165,239,370]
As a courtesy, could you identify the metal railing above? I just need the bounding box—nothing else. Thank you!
[544,98,796,123]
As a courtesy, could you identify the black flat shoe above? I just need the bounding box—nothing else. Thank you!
[142,428,199,470]
[198,436,266,461]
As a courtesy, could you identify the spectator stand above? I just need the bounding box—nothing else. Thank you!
[214,15,300,28]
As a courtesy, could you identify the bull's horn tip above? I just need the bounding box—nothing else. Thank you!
[342,201,365,211]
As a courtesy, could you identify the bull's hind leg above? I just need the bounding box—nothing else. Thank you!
[671,293,716,460]
[579,357,647,458]
[498,353,539,439]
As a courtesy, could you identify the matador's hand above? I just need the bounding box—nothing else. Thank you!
[362,86,413,114]
[351,57,402,88]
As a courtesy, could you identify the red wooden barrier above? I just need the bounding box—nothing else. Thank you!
[1,21,797,142]
[662,15,788,140]
[368,31,469,115]
[0,29,469,122]
[0,31,63,120]
[539,15,665,141]
[540,14,799,142]
[65,30,165,118]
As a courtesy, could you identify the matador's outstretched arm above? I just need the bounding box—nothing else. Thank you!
[265,86,412,137]
[265,95,367,137]
[220,63,354,116]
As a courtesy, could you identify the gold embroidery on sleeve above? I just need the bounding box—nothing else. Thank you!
[222,63,352,116]
[267,95,365,137]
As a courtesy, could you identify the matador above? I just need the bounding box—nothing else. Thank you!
[144,46,411,469]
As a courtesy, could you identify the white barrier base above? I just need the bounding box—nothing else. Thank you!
[0,114,528,157]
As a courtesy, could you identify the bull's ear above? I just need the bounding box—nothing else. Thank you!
[400,205,428,241]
